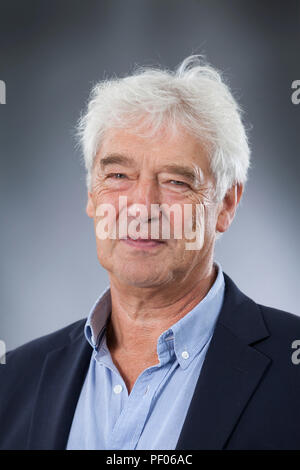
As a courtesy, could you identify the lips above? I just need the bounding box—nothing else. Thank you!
[120,237,165,250]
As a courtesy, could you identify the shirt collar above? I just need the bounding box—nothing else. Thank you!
[84,286,111,350]
[84,261,225,369]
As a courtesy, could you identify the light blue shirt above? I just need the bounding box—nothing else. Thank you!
[67,261,225,450]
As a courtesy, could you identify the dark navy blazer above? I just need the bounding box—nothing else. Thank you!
[0,273,300,450]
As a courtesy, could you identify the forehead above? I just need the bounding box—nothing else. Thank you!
[96,125,211,174]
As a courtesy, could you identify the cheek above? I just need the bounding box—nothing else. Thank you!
[93,213,116,257]
[95,238,116,269]
[169,240,199,271]
[92,192,122,240]
[203,207,219,234]
[93,187,120,207]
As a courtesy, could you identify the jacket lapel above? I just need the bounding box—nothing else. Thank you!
[176,273,271,450]
[27,321,92,450]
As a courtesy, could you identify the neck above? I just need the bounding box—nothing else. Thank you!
[106,261,218,354]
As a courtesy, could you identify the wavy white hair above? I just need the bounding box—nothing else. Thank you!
[77,55,250,202]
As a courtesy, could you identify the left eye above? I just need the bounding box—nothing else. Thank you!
[170,180,188,186]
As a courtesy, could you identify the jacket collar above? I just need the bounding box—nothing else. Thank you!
[27,272,270,450]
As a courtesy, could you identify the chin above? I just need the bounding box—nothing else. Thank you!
[117,268,170,288]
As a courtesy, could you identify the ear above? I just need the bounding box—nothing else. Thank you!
[216,183,243,233]
[86,191,95,218]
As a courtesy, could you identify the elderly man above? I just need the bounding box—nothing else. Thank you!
[0,56,299,450]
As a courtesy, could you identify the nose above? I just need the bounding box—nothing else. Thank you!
[128,177,160,223]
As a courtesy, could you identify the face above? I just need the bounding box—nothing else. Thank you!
[86,125,239,289]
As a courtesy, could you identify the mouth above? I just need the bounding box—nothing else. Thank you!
[120,237,166,250]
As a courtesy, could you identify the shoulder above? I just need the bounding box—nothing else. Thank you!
[252,304,300,380]
[0,318,87,448]
[222,272,300,364]
[258,303,300,339]
[223,271,300,339]
[0,318,86,380]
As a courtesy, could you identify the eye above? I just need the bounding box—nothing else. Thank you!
[169,180,189,187]
[107,173,127,179]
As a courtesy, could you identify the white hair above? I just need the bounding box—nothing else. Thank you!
[77,55,250,201]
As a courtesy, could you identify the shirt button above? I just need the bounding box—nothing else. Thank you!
[181,350,189,360]
[113,384,123,394]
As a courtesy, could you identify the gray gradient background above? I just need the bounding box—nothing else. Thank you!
[0,0,299,351]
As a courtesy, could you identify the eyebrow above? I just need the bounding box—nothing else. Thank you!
[160,164,201,185]
[99,154,135,169]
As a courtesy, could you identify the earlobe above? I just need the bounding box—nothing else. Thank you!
[216,210,230,233]
[86,191,95,218]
